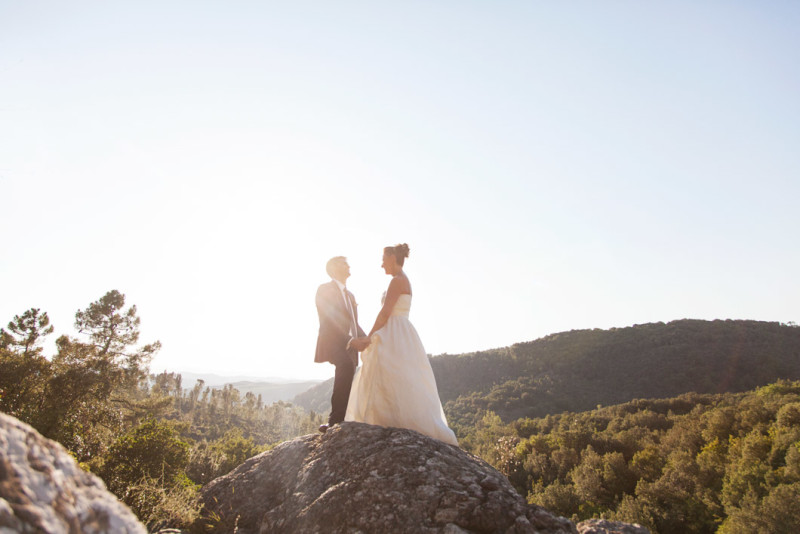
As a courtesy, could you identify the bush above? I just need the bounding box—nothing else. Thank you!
[99,418,191,498]
[125,474,200,530]
[212,428,261,476]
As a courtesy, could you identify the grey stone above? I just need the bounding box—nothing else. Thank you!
[576,518,650,534]
[196,422,578,533]
[0,412,146,534]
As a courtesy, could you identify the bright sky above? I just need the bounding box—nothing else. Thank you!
[2,2,798,381]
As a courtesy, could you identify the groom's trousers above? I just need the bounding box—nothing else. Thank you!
[329,358,356,425]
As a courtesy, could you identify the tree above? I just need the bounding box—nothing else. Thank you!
[720,483,800,533]
[30,290,161,460]
[0,345,51,421]
[74,289,160,386]
[0,308,54,422]
[1,308,54,356]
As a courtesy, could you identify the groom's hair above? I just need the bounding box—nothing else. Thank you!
[326,256,347,277]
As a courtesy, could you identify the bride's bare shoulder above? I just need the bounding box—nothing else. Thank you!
[391,273,412,294]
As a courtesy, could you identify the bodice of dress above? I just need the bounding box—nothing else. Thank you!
[390,294,411,317]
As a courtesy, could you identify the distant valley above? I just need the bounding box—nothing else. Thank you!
[165,319,800,424]
[164,371,324,405]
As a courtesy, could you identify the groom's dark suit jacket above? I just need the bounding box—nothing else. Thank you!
[315,281,365,367]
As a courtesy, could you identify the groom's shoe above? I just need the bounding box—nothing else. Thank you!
[319,421,341,433]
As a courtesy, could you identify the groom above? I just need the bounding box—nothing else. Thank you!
[315,256,366,433]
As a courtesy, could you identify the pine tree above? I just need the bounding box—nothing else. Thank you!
[1,308,54,356]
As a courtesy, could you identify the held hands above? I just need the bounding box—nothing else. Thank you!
[347,336,372,352]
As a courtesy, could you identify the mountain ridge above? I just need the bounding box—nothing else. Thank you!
[293,319,800,425]
[165,371,321,387]
[153,371,324,404]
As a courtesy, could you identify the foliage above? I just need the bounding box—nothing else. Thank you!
[0,293,161,460]
[73,289,160,387]
[292,378,333,414]
[435,320,800,428]
[718,482,800,534]
[296,320,800,431]
[0,291,324,530]
[0,346,50,422]
[6,296,800,532]
[98,418,192,497]
[460,381,800,534]
[123,474,200,531]
[1,308,54,356]
[211,428,262,476]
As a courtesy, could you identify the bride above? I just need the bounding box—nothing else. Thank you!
[345,244,458,446]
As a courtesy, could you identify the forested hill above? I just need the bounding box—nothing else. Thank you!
[439,319,800,426]
[294,319,800,426]
[468,380,800,533]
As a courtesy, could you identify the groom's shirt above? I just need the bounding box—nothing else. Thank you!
[333,279,357,339]
[333,279,348,308]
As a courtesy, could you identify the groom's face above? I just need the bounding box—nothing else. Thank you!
[333,260,350,283]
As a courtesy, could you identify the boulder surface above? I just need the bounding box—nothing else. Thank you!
[0,412,146,533]
[197,421,578,533]
[576,519,650,534]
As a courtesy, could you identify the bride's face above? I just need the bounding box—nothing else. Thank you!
[381,253,396,275]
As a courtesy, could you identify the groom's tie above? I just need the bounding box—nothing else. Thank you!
[344,291,358,338]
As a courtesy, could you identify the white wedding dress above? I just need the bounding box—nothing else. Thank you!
[345,294,458,446]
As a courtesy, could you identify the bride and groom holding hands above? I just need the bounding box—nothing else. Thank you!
[314,244,458,447]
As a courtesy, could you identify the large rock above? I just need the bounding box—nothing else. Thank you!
[576,519,649,534]
[0,412,146,534]
[196,421,578,533]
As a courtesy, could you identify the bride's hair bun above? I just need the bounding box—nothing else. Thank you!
[384,243,410,266]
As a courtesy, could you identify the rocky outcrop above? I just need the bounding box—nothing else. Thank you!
[576,519,649,534]
[197,421,577,533]
[0,413,648,534]
[578,519,650,534]
[0,412,146,533]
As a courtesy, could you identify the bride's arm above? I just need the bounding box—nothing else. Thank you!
[367,276,406,337]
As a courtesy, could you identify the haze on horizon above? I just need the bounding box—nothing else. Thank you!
[1,1,798,381]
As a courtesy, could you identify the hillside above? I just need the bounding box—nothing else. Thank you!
[292,378,336,415]
[294,320,800,426]
[467,380,800,533]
